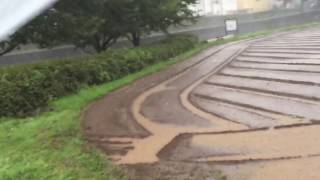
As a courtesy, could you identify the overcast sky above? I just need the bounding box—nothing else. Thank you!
[0,0,58,41]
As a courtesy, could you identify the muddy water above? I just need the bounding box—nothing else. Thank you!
[247,156,320,180]
[86,28,320,179]
[191,125,320,162]
[116,44,249,164]
[213,156,320,180]
[118,29,320,167]
[117,30,320,165]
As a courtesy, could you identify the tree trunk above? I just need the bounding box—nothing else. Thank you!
[131,32,141,47]
[93,34,118,53]
[0,42,17,56]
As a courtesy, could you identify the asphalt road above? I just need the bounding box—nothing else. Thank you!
[1,9,319,67]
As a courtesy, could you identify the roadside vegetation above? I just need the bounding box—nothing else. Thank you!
[0,35,198,117]
[0,0,197,55]
[0,35,200,179]
[1,22,320,179]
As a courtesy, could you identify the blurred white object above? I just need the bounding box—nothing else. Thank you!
[0,0,58,41]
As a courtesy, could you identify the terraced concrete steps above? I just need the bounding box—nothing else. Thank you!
[190,96,279,128]
[221,67,320,85]
[241,52,320,59]
[246,49,320,54]
[236,56,320,64]
[230,61,320,72]
[194,84,320,121]
[206,75,320,101]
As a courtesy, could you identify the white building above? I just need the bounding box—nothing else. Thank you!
[192,0,238,16]
[271,0,301,9]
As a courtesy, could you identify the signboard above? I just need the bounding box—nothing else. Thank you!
[225,19,238,35]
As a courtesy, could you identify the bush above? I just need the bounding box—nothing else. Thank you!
[0,34,198,117]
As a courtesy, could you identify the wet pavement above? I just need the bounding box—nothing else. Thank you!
[83,28,320,180]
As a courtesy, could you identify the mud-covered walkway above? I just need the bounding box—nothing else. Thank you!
[83,28,320,180]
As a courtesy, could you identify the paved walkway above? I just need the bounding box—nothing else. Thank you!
[83,28,320,180]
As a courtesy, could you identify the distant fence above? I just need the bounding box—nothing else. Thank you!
[1,9,320,66]
[186,9,320,40]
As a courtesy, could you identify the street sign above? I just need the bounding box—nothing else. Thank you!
[225,19,238,35]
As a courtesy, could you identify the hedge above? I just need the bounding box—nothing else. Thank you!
[0,34,198,117]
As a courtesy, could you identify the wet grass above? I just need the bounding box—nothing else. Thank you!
[1,22,320,179]
[0,44,208,180]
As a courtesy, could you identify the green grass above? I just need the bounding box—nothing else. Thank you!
[0,44,207,180]
[1,22,320,180]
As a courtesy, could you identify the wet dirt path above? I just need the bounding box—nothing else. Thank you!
[83,28,320,179]
[119,44,248,164]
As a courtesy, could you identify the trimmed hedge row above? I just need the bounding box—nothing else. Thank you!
[0,34,198,117]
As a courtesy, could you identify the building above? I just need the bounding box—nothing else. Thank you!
[237,0,272,13]
[192,0,237,15]
[272,0,302,9]
[193,0,280,16]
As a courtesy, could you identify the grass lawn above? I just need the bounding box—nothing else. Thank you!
[1,22,319,180]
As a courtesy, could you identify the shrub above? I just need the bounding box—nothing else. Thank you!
[0,34,198,117]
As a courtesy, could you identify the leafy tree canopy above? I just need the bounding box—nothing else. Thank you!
[0,0,198,55]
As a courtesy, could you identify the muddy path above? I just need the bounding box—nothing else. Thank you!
[83,28,320,180]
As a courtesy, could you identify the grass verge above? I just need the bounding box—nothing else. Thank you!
[0,44,208,180]
[1,22,319,179]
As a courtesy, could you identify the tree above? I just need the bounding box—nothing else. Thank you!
[47,0,126,53]
[0,9,63,56]
[0,34,24,56]
[19,0,126,53]
[122,0,198,47]
[41,0,198,49]
[1,0,199,55]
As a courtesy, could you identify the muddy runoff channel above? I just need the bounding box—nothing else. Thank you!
[83,28,320,180]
